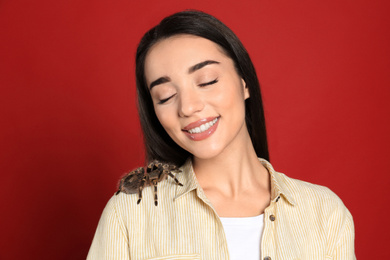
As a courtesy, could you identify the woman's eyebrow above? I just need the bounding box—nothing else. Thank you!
[188,60,220,74]
[149,60,219,90]
[149,76,171,90]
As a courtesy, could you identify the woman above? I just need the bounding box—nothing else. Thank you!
[88,10,355,259]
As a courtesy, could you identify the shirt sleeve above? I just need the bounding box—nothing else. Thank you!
[332,215,356,260]
[87,196,130,260]
[326,195,356,260]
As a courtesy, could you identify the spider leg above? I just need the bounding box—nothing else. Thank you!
[146,162,153,173]
[152,180,158,206]
[115,178,123,195]
[137,177,146,204]
[166,171,183,186]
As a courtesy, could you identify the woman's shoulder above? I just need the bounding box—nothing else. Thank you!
[274,171,353,219]
[261,159,348,209]
[105,175,180,216]
[277,171,341,201]
[110,160,184,212]
[271,170,355,257]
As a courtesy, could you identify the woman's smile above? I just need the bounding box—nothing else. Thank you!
[182,117,220,141]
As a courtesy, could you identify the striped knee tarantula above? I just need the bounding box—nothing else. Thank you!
[116,160,183,206]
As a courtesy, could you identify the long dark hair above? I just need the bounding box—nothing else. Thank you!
[136,10,269,166]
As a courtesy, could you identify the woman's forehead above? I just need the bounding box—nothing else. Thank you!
[144,35,230,80]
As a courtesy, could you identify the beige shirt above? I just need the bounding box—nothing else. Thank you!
[87,159,355,260]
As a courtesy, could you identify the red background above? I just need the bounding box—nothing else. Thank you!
[1,0,389,259]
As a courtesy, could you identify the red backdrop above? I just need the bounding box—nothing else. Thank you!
[1,0,389,259]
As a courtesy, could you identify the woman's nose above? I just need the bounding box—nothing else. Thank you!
[178,88,205,117]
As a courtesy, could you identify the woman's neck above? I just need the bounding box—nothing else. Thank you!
[192,134,270,199]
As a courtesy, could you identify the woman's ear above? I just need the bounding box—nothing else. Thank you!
[241,78,250,100]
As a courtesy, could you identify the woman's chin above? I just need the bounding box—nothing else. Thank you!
[189,146,224,161]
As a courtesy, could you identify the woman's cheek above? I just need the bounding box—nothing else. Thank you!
[154,107,166,126]
[155,106,176,129]
[210,86,235,109]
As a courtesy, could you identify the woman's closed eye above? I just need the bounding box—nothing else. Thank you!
[158,93,177,104]
[156,79,218,104]
[198,78,218,87]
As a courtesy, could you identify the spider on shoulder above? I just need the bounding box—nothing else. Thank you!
[116,160,183,206]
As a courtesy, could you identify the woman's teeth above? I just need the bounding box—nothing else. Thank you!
[188,118,218,134]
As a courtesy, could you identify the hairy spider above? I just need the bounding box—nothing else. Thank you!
[116,160,183,206]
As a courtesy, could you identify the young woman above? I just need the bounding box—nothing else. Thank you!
[87,10,355,260]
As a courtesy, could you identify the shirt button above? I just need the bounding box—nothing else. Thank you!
[264,257,272,260]
[269,215,276,221]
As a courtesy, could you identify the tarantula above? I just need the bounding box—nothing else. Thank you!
[116,160,183,206]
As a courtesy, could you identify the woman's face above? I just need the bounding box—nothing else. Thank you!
[144,35,250,160]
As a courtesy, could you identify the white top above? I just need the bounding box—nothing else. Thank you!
[220,214,264,260]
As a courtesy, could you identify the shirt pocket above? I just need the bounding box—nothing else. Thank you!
[145,254,201,260]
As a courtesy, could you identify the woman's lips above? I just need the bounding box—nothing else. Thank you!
[182,117,220,141]
[182,117,218,131]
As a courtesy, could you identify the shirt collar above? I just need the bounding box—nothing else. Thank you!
[174,158,296,206]
[259,158,296,206]
[174,158,199,201]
